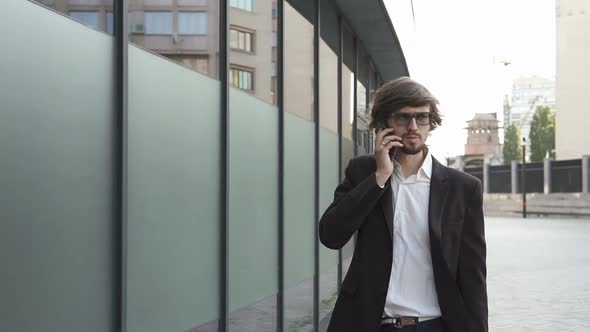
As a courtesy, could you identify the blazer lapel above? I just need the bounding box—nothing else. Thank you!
[428,158,449,252]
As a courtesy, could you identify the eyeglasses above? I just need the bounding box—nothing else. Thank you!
[388,112,431,126]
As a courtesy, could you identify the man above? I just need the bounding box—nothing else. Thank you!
[319,77,487,332]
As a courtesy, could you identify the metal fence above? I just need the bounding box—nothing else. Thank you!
[518,162,544,193]
[552,159,582,193]
[482,157,588,193]
[489,164,511,193]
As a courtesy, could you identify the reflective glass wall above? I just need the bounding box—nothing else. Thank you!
[318,0,340,329]
[340,24,356,281]
[0,1,398,331]
[356,45,371,155]
[284,1,315,330]
[125,0,221,330]
[31,0,114,34]
[128,0,218,79]
[368,61,379,154]
[126,44,222,332]
[2,1,115,331]
[228,0,279,330]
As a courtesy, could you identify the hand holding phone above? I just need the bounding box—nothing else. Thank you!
[374,121,403,187]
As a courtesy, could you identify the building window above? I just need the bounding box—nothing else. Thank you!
[69,11,100,30]
[106,12,113,34]
[272,31,277,47]
[230,28,254,52]
[144,12,173,34]
[230,67,254,91]
[178,12,207,34]
[271,62,277,77]
[230,0,253,12]
[272,1,277,17]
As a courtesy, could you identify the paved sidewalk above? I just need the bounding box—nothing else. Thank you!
[193,216,590,331]
[486,217,590,331]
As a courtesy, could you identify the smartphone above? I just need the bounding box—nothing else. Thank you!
[376,120,397,160]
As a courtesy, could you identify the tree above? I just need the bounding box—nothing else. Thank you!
[503,124,522,164]
[529,106,555,161]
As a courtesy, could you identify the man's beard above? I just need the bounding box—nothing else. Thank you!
[400,134,424,155]
[401,144,423,155]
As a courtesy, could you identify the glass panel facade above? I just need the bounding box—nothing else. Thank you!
[31,0,114,34]
[228,0,278,329]
[106,11,114,34]
[318,129,339,330]
[368,62,379,153]
[129,0,219,79]
[283,1,316,330]
[4,1,399,331]
[319,40,338,133]
[284,0,314,120]
[230,0,276,104]
[318,1,340,328]
[356,46,371,155]
[1,1,115,331]
[227,88,279,331]
[284,112,316,332]
[69,10,100,29]
[126,44,221,332]
[340,24,356,280]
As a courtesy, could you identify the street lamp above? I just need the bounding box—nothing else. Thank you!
[522,137,527,218]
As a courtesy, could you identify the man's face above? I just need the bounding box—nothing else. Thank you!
[385,105,431,155]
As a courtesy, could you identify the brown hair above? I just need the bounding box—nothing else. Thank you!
[369,76,442,131]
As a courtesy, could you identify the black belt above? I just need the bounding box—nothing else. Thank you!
[381,317,418,328]
[381,317,441,328]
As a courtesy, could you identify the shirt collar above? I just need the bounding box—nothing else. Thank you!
[419,151,433,180]
[392,150,433,181]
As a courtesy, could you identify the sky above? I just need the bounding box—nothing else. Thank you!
[384,0,556,162]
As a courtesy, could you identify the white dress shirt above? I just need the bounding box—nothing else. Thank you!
[383,152,442,320]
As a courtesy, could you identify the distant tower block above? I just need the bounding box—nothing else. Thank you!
[465,113,502,157]
[503,95,511,127]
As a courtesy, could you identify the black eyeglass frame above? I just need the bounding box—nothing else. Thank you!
[386,112,431,126]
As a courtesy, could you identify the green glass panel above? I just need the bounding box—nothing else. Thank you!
[0,1,115,331]
[284,112,315,331]
[127,45,220,332]
[228,88,278,312]
[319,129,340,273]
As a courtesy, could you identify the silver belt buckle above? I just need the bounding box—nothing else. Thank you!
[393,317,403,328]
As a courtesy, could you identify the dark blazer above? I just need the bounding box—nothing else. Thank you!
[319,155,488,332]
